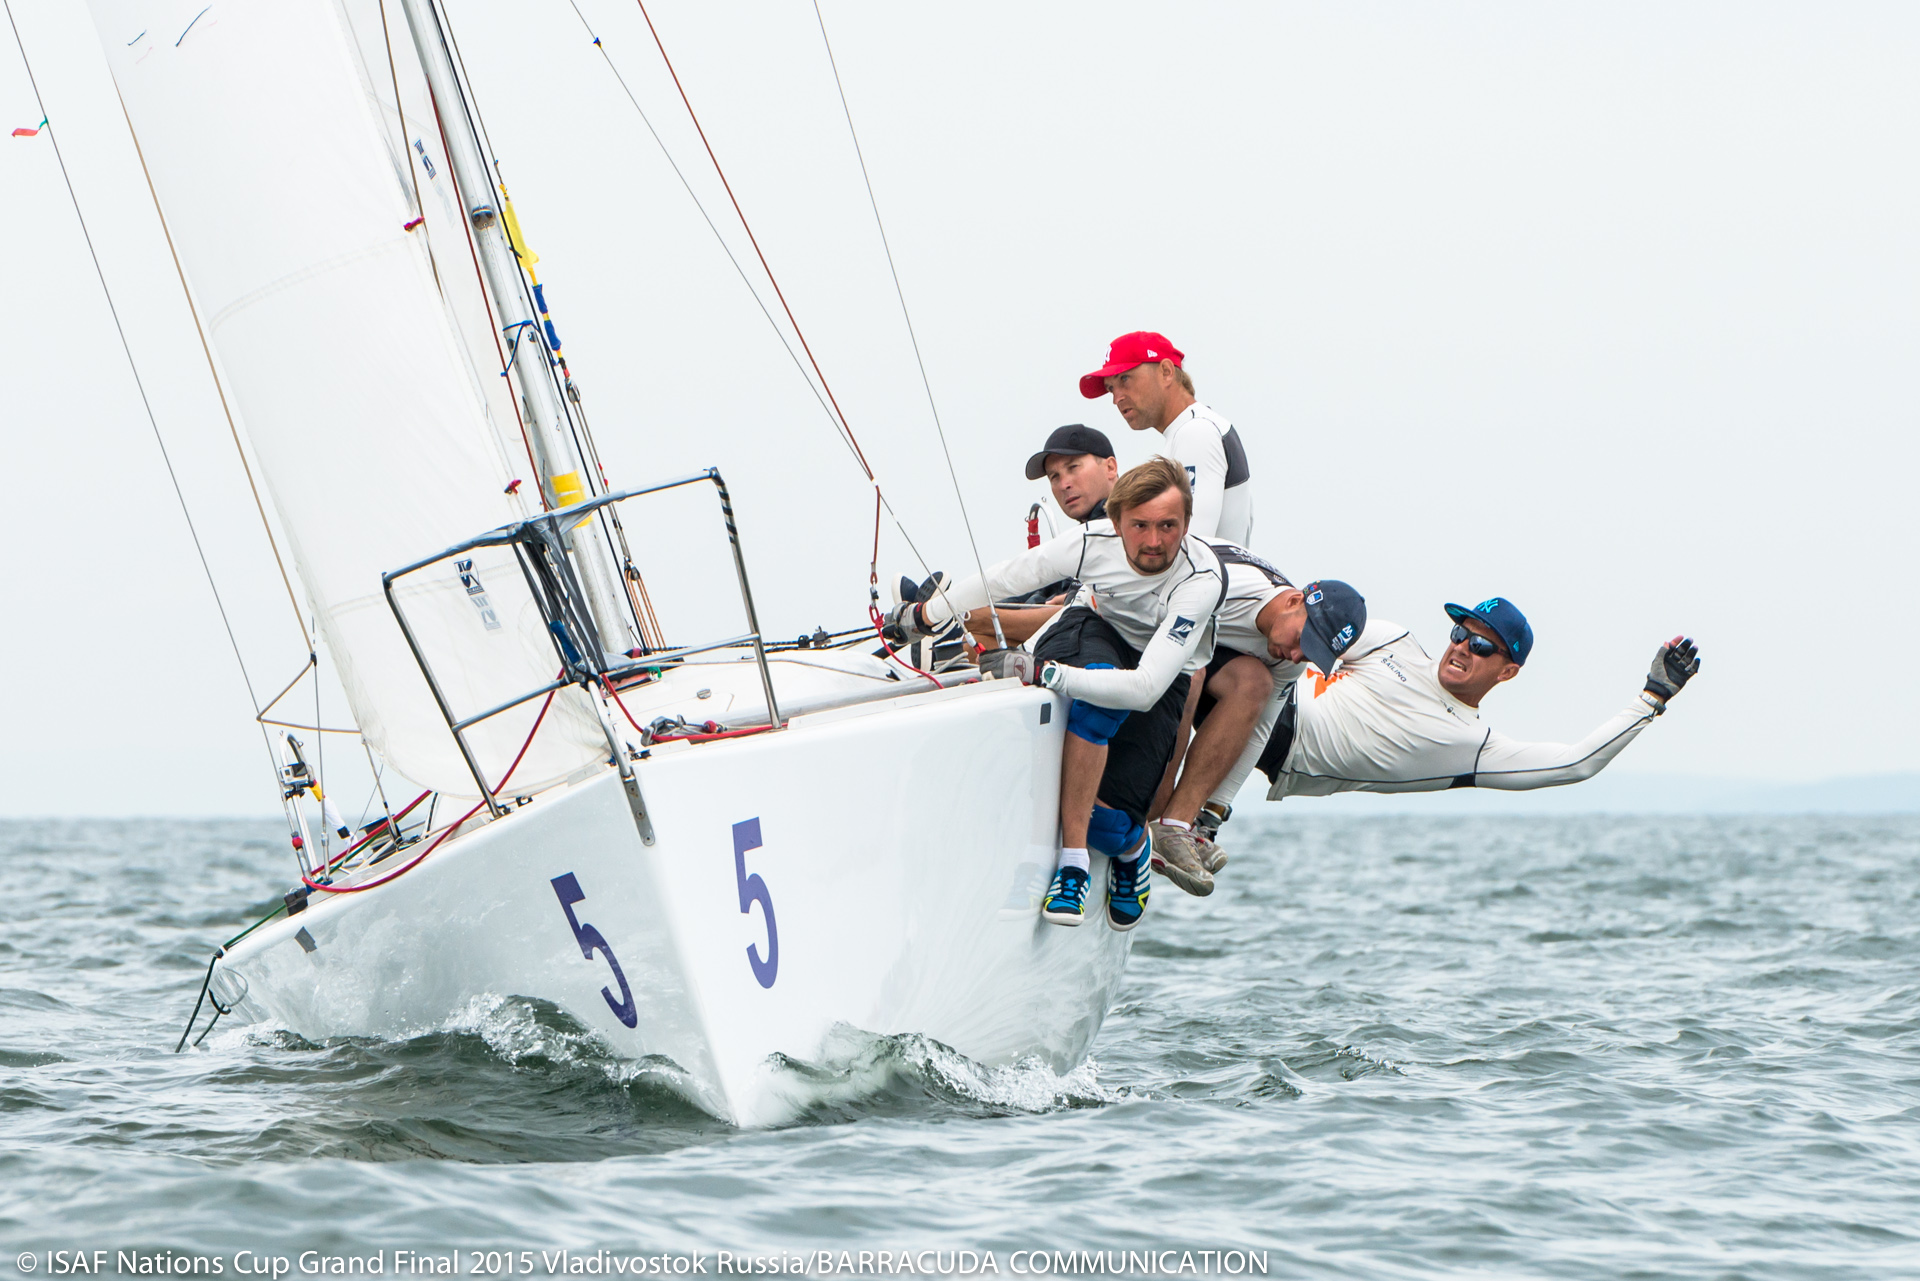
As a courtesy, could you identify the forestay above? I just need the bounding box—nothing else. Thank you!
[85,0,609,797]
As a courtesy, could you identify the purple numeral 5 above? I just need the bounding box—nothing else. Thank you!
[733,819,778,988]
[551,873,637,1027]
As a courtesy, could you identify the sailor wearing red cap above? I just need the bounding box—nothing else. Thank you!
[1080,332,1252,546]
[1082,333,1262,850]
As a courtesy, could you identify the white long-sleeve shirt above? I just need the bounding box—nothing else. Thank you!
[1207,542,1306,681]
[922,522,1225,712]
[1203,544,1307,811]
[1268,619,1662,799]
[1160,403,1253,545]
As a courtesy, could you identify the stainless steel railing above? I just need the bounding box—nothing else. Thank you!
[381,468,780,841]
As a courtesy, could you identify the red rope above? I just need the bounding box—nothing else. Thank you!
[656,726,775,744]
[304,690,557,895]
[869,601,945,692]
[630,0,874,482]
[316,790,430,875]
[862,489,943,690]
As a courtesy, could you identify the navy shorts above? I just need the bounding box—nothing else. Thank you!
[1033,606,1190,827]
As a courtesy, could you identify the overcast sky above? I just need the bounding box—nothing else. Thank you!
[2,1,1915,817]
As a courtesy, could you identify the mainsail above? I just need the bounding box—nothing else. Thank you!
[85,0,612,797]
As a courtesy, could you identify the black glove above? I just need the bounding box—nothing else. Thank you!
[980,648,1042,685]
[1645,636,1700,703]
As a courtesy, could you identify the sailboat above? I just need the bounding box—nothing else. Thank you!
[80,0,1132,1125]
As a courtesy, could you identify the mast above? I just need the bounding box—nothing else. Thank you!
[394,0,637,657]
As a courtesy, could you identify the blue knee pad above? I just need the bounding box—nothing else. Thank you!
[1065,664,1129,745]
[1087,805,1144,859]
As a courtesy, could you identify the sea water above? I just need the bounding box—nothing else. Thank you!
[2,814,1917,1278]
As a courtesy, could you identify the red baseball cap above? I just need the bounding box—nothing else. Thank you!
[1079,331,1185,399]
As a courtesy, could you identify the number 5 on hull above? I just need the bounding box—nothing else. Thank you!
[733,819,778,988]
[550,873,638,1027]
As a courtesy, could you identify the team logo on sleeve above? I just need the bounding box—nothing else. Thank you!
[1168,616,1197,643]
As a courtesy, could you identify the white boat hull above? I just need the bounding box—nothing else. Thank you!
[216,679,1131,1125]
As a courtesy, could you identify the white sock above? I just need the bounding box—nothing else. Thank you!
[1159,818,1191,832]
[1057,847,1090,874]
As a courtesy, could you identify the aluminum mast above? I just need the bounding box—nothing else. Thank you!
[394,0,636,656]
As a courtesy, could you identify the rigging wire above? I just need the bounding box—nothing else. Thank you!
[421,74,544,491]
[563,1,987,649]
[560,0,868,477]
[427,0,661,654]
[303,692,557,895]
[2,0,276,742]
[628,0,875,479]
[809,0,1004,649]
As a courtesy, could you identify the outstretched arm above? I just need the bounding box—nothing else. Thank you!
[1473,638,1701,790]
[1470,696,1663,789]
[909,534,1087,630]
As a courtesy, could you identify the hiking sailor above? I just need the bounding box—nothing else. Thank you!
[1260,596,1702,800]
[1079,333,1268,827]
[887,459,1225,932]
[1149,562,1367,896]
[1027,422,1116,526]
[1080,331,1253,544]
[981,425,1123,643]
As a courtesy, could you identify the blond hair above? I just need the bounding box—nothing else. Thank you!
[1173,363,1194,395]
[1107,456,1192,522]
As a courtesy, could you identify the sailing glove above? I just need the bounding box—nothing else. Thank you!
[980,648,1042,685]
[1644,636,1701,704]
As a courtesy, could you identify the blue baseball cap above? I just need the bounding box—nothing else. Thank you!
[1301,580,1367,674]
[1444,597,1533,666]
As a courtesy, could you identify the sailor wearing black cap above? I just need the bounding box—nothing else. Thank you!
[1263,597,1702,800]
[1024,423,1118,523]
[993,425,1120,627]
[886,459,1225,934]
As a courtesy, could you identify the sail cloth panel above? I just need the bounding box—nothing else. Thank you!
[86,0,608,797]
[334,0,537,492]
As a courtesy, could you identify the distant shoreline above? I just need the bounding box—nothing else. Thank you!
[3,773,1917,820]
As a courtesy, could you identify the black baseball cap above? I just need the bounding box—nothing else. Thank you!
[1300,580,1367,674]
[1024,424,1116,480]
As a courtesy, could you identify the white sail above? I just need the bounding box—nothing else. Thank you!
[85,0,610,797]
[335,0,540,503]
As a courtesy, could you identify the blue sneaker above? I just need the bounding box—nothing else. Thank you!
[1106,843,1150,932]
[1042,865,1091,926]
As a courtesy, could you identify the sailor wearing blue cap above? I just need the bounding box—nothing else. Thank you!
[1257,596,1701,801]
[1148,561,1368,895]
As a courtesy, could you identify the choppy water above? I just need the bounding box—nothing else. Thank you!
[4,814,1919,1278]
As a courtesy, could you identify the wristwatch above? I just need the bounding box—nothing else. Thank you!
[1039,661,1065,691]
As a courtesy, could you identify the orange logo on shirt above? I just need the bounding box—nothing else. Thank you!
[1310,668,1349,698]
